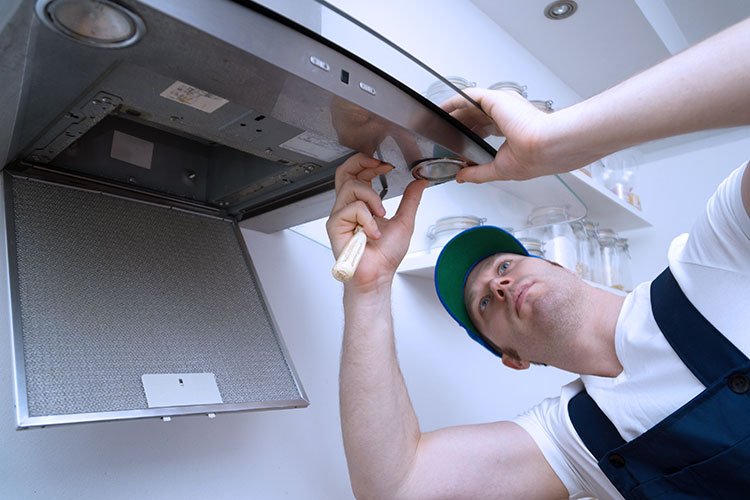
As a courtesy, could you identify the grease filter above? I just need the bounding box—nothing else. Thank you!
[4,173,307,427]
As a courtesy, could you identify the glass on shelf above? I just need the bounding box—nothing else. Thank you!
[488,81,527,97]
[600,150,642,210]
[518,237,544,258]
[615,237,633,292]
[597,228,621,290]
[529,99,554,113]
[427,215,485,250]
[573,218,601,282]
[424,76,476,107]
[518,206,578,272]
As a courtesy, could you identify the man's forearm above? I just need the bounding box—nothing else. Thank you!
[340,284,421,498]
[548,17,750,166]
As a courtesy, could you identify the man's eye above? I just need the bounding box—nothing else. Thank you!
[498,261,511,274]
[479,295,490,312]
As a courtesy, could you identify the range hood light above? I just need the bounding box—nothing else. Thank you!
[544,1,578,20]
[35,0,145,48]
[410,158,467,183]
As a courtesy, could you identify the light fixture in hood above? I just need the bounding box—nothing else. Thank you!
[35,0,146,48]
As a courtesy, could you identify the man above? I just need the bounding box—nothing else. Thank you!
[326,17,750,499]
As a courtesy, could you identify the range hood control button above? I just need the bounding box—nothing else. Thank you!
[309,55,330,71]
[359,82,376,95]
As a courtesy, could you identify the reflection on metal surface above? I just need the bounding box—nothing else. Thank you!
[410,158,467,183]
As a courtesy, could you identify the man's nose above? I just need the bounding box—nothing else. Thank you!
[490,276,512,300]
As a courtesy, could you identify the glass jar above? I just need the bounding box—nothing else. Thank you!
[522,206,577,271]
[427,215,486,251]
[615,238,633,292]
[518,237,544,258]
[529,99,554,113]
[597,228,621,289]
[574,219,602,282]
[488,81,527,97]
[600,151,641,210]
[570,219,591,280]
[424,76,476,106]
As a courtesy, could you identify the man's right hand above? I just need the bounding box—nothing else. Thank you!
[326,153,427,293]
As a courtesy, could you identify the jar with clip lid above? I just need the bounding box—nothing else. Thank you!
[520,206,577,271]
[424,76,476,106]
[573,218,601,282]
[615,238,633,292]
[427,215,486,251]
[597,228,620,289]
[529,99,554,113]
[488,81,527,97]
[518,237,544,258]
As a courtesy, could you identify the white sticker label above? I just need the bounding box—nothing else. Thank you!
[142,373,223,408]
[159,81,229,113]
[111,130,153,169]
[279,131,353,163]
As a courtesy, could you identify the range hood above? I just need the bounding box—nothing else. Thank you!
[1,0,497,231]
[1,0,584,428]
[0,0,502,429]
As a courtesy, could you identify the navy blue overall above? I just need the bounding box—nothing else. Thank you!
[569,268,750,499]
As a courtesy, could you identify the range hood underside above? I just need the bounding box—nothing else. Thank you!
[3,0,494,232]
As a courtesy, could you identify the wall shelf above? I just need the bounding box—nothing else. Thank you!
[397,246,629,298]
[397,170,650,284]
[560,170,653,231]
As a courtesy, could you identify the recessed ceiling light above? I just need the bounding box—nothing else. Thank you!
[544,1,578,20]
[35,0,146,48]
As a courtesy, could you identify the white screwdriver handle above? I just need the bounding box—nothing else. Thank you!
[332,226,367,282]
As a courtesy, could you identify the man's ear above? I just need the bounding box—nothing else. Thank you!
[502,355,531,371]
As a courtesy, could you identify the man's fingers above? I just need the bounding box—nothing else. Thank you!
[334,153,393,192]
[455,162,504,184]
[332,179,386,217]
[328,201,381,255]
[392,179,427,226]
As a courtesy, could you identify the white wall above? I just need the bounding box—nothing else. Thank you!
[0,227,355,499]
[625,130,750,285]
[2,1,747,499]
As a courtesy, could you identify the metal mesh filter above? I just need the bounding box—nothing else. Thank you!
[7,176,303,419]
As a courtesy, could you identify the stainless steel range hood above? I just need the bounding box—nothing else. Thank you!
[1,0,584,428]
[1,0,496,230]
[1,0,503,429]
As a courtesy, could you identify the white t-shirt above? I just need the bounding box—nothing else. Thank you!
[514,162,750,499]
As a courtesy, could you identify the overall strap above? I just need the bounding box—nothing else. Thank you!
[569,267,748,460]
[650,267,748,384]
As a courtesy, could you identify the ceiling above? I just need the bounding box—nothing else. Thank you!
[470,0,750,100]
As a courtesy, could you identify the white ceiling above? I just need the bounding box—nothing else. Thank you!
[470,0,750,99]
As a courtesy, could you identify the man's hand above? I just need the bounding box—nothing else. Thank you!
[441,88,570,183]
[326,153,427,292]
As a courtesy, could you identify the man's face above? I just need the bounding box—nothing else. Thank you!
[463,253,584,369]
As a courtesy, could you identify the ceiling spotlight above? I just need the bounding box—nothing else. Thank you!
[544,1,578,20]
[35,0,146,48]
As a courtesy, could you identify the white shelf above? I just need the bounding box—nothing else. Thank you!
[397,247,629,298]
[297,169,652,280]
[397,248,443,278]
[397,170,650,280]
[560,170,653,231]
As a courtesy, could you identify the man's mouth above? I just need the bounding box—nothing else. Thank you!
[514,283,533,317]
